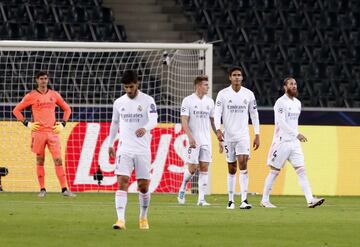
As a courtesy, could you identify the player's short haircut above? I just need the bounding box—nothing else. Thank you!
[228,66,246,82]
[283,76,295,86]
[121,70,138,84]
[35,71,48,79]
[194,75,208,86]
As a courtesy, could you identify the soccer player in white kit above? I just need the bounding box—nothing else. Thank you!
[177,75,221,206]
[109,70,158,230]
[260,77,325,208]
[214,67,260,210]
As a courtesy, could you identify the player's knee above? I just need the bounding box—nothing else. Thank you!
[228,163,237,174]
[138,180,149,193]
[117,179,129,191]
[54,158,62,166]
[36,156,45,165]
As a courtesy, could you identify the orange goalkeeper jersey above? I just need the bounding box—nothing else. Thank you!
[13,89,71,132]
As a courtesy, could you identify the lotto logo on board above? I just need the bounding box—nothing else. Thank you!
[65,123,189,193]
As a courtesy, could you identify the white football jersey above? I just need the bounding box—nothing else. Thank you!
[181,93,214,146]
[214,86,260,142]
[273,94,301,142]
[109,91,158,154]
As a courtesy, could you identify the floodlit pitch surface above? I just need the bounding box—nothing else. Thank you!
[1,193,359,247]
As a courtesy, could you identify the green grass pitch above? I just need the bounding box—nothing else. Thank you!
[1,193,359,247]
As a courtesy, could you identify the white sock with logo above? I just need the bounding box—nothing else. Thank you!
[115,190,127,221]
[227,173,236,202]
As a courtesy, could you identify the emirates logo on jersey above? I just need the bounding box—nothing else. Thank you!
[137,105,142,112]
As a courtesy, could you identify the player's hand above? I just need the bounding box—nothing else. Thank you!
[216,129,224,142]
[108,147,115,158]
[28,122,40,131]
[188,136,196,148]
[253,134,260,150]
[219,141,224,153]
[53,122,64,134]
[297,133,307,142]
[135,128,146,137]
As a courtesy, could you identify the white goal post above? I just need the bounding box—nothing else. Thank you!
[0,41,213,193]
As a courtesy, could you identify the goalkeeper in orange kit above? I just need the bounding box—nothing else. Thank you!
[13,71,75,197]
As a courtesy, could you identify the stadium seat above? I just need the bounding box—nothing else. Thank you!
[67,23,94,41]
[29,5,56,23]
[4,5,29,22]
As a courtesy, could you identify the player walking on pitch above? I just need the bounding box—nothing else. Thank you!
[109,70,158,230]
[13,71,74,197]
[214,67,260,210]
[260,77,324,208]
[177,75,221,206]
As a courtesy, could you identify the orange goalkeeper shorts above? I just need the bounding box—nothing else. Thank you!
[31,131,61,159]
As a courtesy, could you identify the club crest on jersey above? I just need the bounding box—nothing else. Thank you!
[243,99,247,105]
[228,100,232,103]
[149,103,157,113]
[137,105,142,112]
[121,107,125,111]
[194,105,198,109]
[278,108,283,113]
[206,105,210,110]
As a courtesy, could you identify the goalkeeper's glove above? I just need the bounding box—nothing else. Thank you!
[23,120,40,131]
[53,121,66,134]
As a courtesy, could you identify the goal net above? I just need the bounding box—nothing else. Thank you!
[0,41,213,193]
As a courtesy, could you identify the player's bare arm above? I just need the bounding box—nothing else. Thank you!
[108,147,116,158]
[297,133,307,142]
[253,134,260,150]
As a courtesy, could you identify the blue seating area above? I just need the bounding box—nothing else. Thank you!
[179,0,360,107]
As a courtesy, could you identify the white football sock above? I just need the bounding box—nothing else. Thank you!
[296,166,314,203]
[179,168,193,192]
[262,170,280,202]
[227,173,236,202]
[139,191,151,219]
[239,170,249,202]
[115,190,127,221]
[198,171,208,202]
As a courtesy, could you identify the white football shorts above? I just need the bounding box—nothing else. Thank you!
[224,138,250,163]
[187,144,212,164]
[114,152,151,179]
[267,139,305,169]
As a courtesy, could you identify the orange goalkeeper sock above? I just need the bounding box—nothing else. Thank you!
[36,165,45,189]
[55,165,67,188]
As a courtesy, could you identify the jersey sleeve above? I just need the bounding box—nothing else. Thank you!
[248,92,260,134]
[209,98,215,118]
[274,100,298,138]
[109,101,120,147]
[143,97,158,131]
[180,97,190,116]
[12,93,33,121]
[213,92,223,131]
[54,92,71,121]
